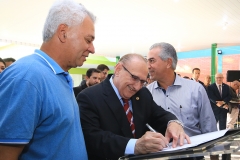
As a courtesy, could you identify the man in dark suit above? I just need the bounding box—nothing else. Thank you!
[77,53,190,160]
[207,73,232,130]
[207,73,232,160]
[191,68,205,87]
[73,68,101,97]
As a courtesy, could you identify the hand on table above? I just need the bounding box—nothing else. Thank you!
[165,122,191,148]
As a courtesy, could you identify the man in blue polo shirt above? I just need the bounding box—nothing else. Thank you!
[0,0,96,159]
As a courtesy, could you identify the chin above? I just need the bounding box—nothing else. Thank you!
[77,61,84,67]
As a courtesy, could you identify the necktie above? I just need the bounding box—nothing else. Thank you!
[122,99,135,137]
[218,85,222,97]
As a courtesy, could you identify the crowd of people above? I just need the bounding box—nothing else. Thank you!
[0,0,239,160]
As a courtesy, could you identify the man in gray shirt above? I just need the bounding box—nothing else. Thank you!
[146,42,217,137]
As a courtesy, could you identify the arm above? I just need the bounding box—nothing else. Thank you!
[143,89,190,148]
[0,145,25,160]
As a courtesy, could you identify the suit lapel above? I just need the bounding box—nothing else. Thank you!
[221,83,228,98]
[131,94,145,138]
[214,83,221,98]
[102,76,134,138]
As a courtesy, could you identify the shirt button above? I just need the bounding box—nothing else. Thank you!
[168,107,170,109]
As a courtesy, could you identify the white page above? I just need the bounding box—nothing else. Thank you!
[161,129,229,152]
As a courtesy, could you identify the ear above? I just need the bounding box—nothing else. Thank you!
[114,63,122,77]
[166,58,172,69]
[57,24,68,43]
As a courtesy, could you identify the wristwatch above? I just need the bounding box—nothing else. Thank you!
[168,120,184,128]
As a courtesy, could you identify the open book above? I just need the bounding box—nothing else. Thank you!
[161,129,229,152]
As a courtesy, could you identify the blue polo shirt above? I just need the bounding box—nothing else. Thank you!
[0,49,87,159]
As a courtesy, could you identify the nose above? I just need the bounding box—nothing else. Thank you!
[88,43,95,54]
[147,62,152,69]
[96,79,100,83]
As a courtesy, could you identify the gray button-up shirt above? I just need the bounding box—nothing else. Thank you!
[147,75,217,136]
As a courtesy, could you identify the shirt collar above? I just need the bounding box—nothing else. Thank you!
[216,83,223,86]
[154,72,181,89]
[34,49,65,75]
[109,75,122,101]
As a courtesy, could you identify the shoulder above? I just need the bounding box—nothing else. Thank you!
[178,77,202,89]
[146,81,157,90]
[133,87,152,100]
[209,83,216,87]
[0,54,51,84]
[222,83,230,87]
[80,80,105,96]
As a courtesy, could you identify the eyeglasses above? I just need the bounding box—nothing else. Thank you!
[122,65,147,86]
[215,77,223,79]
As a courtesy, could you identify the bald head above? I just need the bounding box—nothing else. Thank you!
[113,53,148,99]
[230,80,240,91]
[215,73,224,84]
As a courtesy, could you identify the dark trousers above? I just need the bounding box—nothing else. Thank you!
[214,109,227,130]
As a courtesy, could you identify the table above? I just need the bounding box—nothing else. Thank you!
[119,129,240,160]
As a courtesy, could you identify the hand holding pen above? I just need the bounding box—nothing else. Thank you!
[146,123,170,148]
[134,124,169,155]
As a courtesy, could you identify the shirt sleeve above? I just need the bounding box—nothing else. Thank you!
[125,139,137,155]
[0,77,41,144]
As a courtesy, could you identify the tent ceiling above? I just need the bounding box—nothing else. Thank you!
[0,0,240,59]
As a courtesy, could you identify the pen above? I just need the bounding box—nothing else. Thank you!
[146,123,170,148]
[146,123,156,132]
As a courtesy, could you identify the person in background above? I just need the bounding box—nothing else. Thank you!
[207,73,231,130]
[0,0,95,159]
[146,42,217,160]
[79,63,109,86]
[97,64,109,81]
[204,75,211,88]
[191,68,205,87]
[74,68,101,97]
[3,57,16,67]
[227,80,240,129]
[77,53,190,160]
[183,76,190,79]
[0,58,6,73]
[207,73,232,160]
[144,73,154,86]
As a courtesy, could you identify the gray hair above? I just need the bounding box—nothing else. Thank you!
[149,42,178,70]
[119,53,147,65]
[43,0,96,42]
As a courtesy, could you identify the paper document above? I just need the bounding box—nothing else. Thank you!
[161,129,229,152]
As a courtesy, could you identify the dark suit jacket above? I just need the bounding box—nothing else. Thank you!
[207,83,231,115]
[77,75,177,160]
[73,82,88,97]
